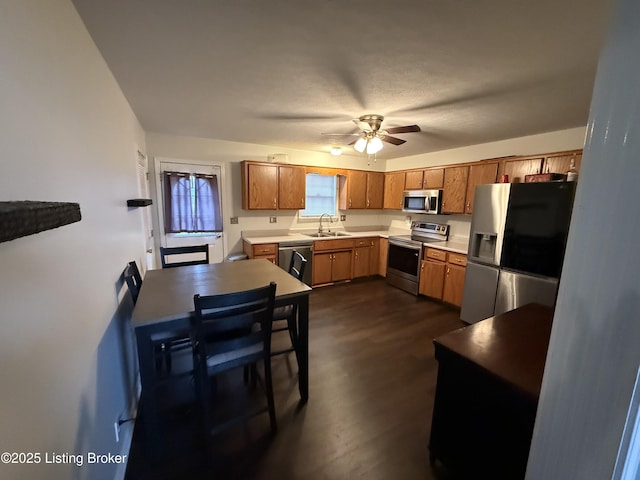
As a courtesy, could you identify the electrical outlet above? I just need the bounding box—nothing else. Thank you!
[230,216,238,224]
[340,214,346,221]
[269,216,277,223]
[114,421,120,443]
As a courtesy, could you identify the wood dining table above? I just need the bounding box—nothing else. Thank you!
[131,258,312,457]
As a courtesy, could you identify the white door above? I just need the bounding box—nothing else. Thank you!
[136,149,155,271]
[155,159,225,264]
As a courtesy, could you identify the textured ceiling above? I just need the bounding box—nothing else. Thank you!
[72,0,613,160]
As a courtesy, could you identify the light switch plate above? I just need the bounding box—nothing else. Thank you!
[269,216,277,223]
[340,214,346,221]
[230,216,238,224]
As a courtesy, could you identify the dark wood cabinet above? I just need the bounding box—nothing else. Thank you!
[429,304,553,479]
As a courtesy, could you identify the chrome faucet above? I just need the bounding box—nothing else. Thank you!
[318,213,333,234]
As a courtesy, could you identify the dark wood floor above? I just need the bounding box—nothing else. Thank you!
[125,278,467,480]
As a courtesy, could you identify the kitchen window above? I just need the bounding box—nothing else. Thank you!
[163,171,222,233]
[300,174,337,217]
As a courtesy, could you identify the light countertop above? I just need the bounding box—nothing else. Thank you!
[242,229,469,255]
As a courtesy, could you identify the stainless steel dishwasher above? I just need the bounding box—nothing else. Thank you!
[278,241,313,286]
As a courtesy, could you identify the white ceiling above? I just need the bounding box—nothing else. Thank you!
[71,0,613,160]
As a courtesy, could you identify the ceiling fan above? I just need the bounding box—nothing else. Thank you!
[323,114,421,154]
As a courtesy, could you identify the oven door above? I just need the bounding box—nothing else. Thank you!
[387,240,422,280]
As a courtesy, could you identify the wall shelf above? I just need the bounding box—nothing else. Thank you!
[127,198,153,207]
[0,201,81,243]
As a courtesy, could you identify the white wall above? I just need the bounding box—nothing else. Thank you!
[0,2,145,479]
[526,0,640,477]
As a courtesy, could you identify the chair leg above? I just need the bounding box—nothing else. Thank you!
[263,358,277,434]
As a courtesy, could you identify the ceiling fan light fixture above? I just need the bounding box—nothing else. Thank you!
[353,137,368,153]
[330,146,342,156]
[366,136,383,154]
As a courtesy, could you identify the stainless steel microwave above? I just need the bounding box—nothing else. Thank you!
[402,189,443,214]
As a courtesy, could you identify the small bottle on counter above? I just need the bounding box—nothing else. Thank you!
[567,157,578,182]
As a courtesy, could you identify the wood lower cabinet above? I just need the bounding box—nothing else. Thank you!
[420,248,467,307]
[379,237,388,276]
[243,240,278,264]
[442,166,469,214]
[312,238,355,285]
[442,263,466,307]
[353,237,378,278]
[419,259,446,299]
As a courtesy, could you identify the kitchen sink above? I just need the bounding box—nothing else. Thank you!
[305,232,350,238]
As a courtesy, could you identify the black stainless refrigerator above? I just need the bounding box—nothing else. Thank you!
[460,181,576,324]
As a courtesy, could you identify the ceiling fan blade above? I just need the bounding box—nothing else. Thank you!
[347,138,359,146]
[385,125,421,134]
[380,135,407,146]
[321,132,361,136]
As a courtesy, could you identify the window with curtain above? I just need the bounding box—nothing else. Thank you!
[163,171,223,233]
[300,174,337,217]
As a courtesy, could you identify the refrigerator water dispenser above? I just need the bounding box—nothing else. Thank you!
[471,232,498,264]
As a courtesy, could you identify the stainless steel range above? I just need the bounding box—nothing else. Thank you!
[387,221,449,295]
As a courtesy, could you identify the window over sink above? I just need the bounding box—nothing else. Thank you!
[300,174,336,217]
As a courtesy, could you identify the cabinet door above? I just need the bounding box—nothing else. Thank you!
[332,251,353,281]
[244,163,278,209]
[278,165,306,209]
[353,246,371,278]
[442,166,469,214]
[500,158,543,183]
[347,171,367,209]
[542,152,582,175]
[465,163,499,214]
[419,260,446,299]
[423,168,445,189]
[443,264,466,307]
[366,172,384,209]
[404,170,424,190]
[369,238,380,275]
[312,252,333,285]
[383,172,405,209]
[378,237,388,276]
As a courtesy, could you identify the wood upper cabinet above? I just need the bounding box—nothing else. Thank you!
[465,163,498,214]
[404,170,424,190]
[242,162,278,210]
[542,151,582,175]
[383,171,405,209]
[404,168,444,190]
[442,166,469,214]
[242,161,306,210]
[423,168,445,189]
[278,165,306,209]
[340,170,383,209]
[499,157,543,183]
[366,172,384,209]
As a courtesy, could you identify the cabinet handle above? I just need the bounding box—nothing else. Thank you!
[349,199,352,207]
[366,199,370,207]
[273,198,277,208]
[301,198,304,207]
[447,267,450,275]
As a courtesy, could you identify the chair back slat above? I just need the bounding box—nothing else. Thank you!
[160,245,209,268]
[124,261,143,304]
[192,282,276,370]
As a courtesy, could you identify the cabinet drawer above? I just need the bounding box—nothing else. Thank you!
[252,243,277,256]
[425,248,447,261]
[447,252,467,266]
[313,238,355,252]
[355,237,374,247]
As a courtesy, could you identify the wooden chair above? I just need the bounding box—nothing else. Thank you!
[160,244,209,268]
[271,251,307,360]
[192,282,277,443]
[124,261,143,304]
